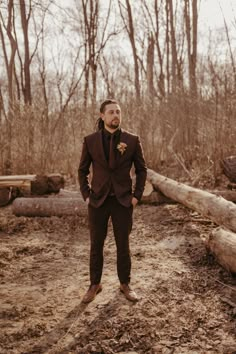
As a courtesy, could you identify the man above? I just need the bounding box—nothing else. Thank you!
[78,99,147,303]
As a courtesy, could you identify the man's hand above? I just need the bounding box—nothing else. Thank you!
[131,197,138,208]
[85,197,89,205]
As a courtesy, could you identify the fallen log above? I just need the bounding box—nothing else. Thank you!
[205,227,236,274]
[12,198,87,217]
[147,169,236,233]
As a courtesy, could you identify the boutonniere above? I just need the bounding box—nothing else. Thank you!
[117,142,127,155]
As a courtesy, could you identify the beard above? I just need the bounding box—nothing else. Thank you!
[107,119,120,129]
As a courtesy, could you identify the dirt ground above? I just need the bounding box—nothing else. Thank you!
[0,189,236,353]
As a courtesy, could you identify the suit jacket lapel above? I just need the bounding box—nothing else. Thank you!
[116,129,129,165]
[98,130,108,167]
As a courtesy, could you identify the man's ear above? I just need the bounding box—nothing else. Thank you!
[100,114,104,121]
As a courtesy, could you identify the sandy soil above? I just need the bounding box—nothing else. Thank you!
[0,196,236,354]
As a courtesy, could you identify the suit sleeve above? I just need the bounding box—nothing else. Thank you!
[133,136,147,201]
[78,138,92,201]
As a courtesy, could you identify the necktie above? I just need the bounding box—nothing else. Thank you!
[109,134,116,169]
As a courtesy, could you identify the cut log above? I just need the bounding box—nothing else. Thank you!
[12,198,87,217]
[0,188,13,207]
[147,169,236,232]
[221,156,236,183]
[227,183,236,191]
[205,227,236,274]
[0,187,22,207]
[31,174,64,195]
[132,176,154,197]
[47,173,65,193]
[31,175,48,195]
[142,180,154,197]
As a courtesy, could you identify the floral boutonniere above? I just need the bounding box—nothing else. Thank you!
[117,142,127,155]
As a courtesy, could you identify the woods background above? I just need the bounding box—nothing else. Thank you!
[0,0,235,185]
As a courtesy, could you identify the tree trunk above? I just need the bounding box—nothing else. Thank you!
[147,169,236,232]
[154,0,165,98]
[168,0,179,92]
[19,0,32,105]
[146,33,155,98]
[0,0,17,174]
[184,0,198,96]
[121,0,141,101]
[206,227,236,274]
[12,198,87,217]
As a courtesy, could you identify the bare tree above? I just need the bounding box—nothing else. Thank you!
[19,0,32,105]
[140,0,165,98]
[119,0,141,102]
[184,0,198,95]
[0,0,17,173]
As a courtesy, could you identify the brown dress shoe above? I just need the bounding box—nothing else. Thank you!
[120,284,138,302]
[82,284,102,303]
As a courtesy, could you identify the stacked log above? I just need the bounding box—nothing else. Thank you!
[0,174,64,206]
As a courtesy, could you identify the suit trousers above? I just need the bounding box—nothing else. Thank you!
[88,196,133,285]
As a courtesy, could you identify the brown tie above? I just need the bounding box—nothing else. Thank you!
[109,134,116,169]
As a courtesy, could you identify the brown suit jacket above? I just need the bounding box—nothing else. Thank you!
[78,129,147,208]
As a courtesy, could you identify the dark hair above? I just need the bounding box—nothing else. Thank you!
[100,99,118,113]
[96,98,118,131]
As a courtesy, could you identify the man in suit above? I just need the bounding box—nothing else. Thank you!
[78,99,147,303]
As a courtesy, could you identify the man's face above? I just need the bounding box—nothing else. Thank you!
[101,103,121,130]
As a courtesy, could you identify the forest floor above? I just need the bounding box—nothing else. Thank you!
[0,179,236,354]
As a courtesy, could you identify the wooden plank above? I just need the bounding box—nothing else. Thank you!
[0,175,36,181]
[0,180,31,188]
